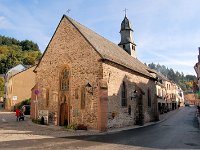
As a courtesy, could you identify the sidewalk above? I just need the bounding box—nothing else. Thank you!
[196,107,200,128]
[0,108,180,138]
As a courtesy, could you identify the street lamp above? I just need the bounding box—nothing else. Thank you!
[131,90,138,100]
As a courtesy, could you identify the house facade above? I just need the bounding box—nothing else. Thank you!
[32,15,158,131]
[4,66,35,110]
[175,85,184,107]
[194,48,200,88]
[148,69,168,114]
[148,68,184,114]
[194,47,200,106]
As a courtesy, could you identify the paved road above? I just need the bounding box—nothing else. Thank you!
[0,106,199,150]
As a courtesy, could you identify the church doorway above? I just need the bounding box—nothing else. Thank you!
[135,88,144,126]
[59,68,70,126]
[59,102,68,126]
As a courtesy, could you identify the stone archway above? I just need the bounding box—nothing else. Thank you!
[59,67,70,126]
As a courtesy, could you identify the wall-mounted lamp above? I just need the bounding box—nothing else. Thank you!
[131,90,138,100]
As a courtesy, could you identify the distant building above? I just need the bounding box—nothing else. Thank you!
[148,69,168,114]
[175,85,184,107]
[4,64,26,108]
[4,65,35,110]
[147,69,183,114]
[184,93,197,105]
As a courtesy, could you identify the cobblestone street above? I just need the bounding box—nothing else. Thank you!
[0,108,180,143]
[0,110,99,143]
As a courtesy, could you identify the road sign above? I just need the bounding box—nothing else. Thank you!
[12,96,17,101]
[34,89,40,95]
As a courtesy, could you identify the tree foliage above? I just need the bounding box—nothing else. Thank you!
[148,63,196,91]
[0,77,4,97]
[0,35,42,74]
[20,40,39,51]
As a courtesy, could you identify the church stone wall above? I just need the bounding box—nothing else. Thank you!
[102,61,156,129]
[35,17,103,129]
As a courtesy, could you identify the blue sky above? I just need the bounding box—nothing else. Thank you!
[0,0,199,75]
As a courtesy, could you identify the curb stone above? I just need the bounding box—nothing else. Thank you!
[26,109,181,136]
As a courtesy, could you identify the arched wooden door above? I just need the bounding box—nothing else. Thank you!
[59,102,68,126]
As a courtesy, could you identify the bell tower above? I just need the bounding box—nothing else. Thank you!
[118,14,136,58]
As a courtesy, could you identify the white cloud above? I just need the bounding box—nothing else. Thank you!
[0,16,13,29]
[0,1,53,51]
[0,16,5,21]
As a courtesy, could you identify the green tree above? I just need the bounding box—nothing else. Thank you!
[20,40,39,51]
[23,51,41,65]
[2,45,23,72]
[0,35,42,74]
[148,63,156,70]
[147,62,196,91]
[0,35,20,46]
[167,69,175,81]
[185,75,196,81]
[0,77,4,97]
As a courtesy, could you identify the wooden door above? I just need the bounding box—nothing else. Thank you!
[135,90,144,126]
[59,103,68,126]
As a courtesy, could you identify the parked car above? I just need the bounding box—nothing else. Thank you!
[21,105,30,115]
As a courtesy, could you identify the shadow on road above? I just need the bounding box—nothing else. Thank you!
[0,107,200,150]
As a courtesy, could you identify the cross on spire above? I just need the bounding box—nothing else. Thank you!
[123,8,128,16]
[66,9,71,14]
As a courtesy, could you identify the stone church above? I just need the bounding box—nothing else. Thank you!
[32,15,158,131]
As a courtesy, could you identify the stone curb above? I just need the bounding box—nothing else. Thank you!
[26,109,180,136]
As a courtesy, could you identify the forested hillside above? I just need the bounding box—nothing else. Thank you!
[0,35,42,74]
[147,63,196,91]
[0,35,42,98]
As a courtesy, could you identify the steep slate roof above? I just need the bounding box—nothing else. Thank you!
[12,65,35,78]
[65,15,154,79]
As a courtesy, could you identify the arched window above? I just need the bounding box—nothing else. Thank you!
[132,45,135,51]
[123,45,125,49]
[46,89,49,107]
[60,69,69,91]
[148,88,151,107]
[81,86,86,109]
[121,82,127,107]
